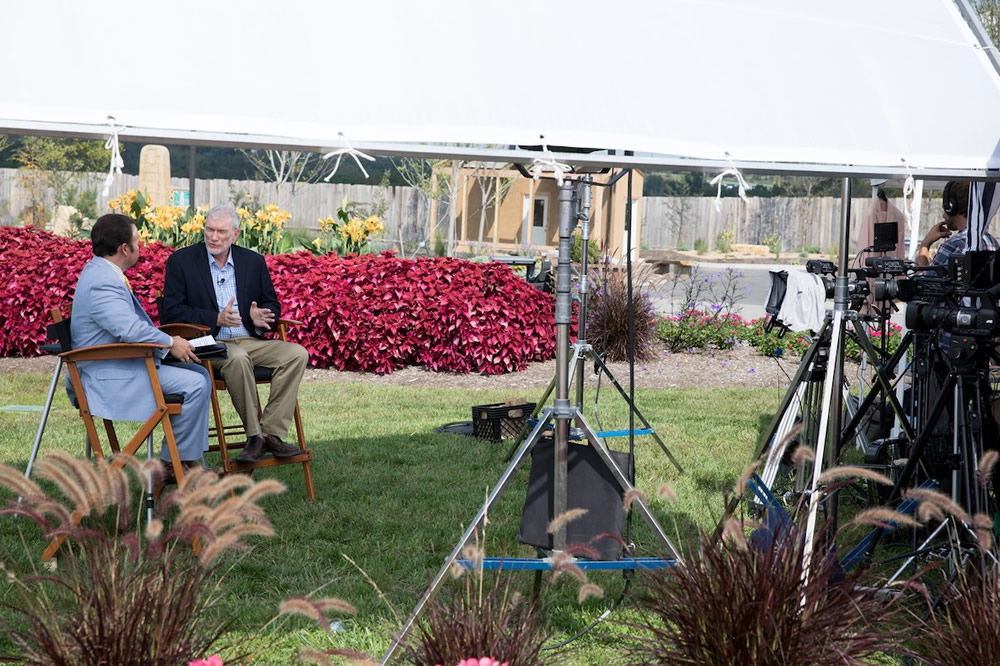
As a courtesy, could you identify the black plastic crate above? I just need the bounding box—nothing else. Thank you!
[471,402,535,442]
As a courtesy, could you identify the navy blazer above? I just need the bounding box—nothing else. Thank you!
[161,243,281,338]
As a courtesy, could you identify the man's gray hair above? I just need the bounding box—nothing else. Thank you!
[206,205,241,231]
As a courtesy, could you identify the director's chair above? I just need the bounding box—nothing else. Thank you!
[41,308,191,560]
[158,319,315,499]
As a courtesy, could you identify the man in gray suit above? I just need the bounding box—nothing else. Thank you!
[71,214,211,469]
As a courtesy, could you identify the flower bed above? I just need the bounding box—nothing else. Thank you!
[656,308,904,361]
[0,227,557,374]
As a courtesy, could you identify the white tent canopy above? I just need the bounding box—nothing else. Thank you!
[2,0,1000,179]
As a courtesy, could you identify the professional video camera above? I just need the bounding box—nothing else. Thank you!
[897,251,1000,336]
[804,259,871,307]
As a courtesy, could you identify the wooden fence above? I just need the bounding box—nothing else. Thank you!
[641,195,952,255]
[0,167,962,254]
[0,168,432,253]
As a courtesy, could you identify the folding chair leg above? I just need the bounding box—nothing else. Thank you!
[302,460,315,500]
[22,358,63,493]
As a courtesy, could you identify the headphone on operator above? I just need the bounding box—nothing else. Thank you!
[942,181,966,216]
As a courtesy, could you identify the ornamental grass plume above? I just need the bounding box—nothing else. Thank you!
[0,453,284,665]
[587,261,659,362]
[908,548,1000,665]
[623,521,909,665]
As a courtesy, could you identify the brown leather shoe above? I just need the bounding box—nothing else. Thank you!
[263,434,306,459]
[159,460,203,487]
[237,434,266,464]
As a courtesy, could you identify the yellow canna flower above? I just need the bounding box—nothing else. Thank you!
[312,237,323,247]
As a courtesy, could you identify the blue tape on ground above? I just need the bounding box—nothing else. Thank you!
[458,557,675,571]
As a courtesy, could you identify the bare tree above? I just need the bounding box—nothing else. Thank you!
[240,149,324,193]
[469,162,514,246]
[392,157,459,255]
[974,0,1000,45]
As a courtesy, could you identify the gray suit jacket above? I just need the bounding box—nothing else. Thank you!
[70,257,172,420]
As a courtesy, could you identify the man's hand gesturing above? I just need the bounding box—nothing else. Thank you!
[217,296,241,328]
[250,301,275,331]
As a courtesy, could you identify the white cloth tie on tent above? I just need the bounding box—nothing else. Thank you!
[323,133,375,181]
[773,270,826,333]
[708,157,750,212]
[528,138,571,186]
[101,116,124,198]
[900,159,915,222]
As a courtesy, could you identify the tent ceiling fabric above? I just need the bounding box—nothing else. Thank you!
[3,0,1000,178]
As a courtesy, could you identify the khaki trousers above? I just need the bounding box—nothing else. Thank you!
[217,337,308,439]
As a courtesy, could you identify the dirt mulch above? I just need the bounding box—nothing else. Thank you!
[1,343,805,392]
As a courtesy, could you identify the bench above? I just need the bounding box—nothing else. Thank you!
[650,259,695,276]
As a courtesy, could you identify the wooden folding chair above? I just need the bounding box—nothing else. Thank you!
[42,309,190,560]
[159,319,315,499]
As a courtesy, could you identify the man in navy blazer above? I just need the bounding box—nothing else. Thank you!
[71,214,211,467]
[161,205,307,463]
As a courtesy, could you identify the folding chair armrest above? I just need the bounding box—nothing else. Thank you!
[275,318,301,340]
[160,322,211,338]
[59,342,170,362]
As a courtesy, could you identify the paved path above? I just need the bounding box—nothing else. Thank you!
[648,260,908,327]
[650,261,800,321]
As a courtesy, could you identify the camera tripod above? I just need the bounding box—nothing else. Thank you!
[748,305,916,516]
[856,330,1000,578]
[382,176,681,663]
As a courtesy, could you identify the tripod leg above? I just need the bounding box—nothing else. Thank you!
[589,352,683,473]
[382,411,555,665]
[841,319,916,445]
[574,411,682,561]
[802,309,848,578]
[716,325,830,533]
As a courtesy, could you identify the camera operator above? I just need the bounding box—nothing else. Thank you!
[915,181,999,267]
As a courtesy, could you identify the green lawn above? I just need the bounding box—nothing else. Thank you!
[0,369,782,663]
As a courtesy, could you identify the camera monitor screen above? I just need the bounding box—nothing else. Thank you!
[872,222,898,253]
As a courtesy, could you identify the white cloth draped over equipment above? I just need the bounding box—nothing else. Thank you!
[770,270,826,333]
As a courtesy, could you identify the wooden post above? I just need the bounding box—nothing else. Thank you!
[492,174,500,247]
[460,170,469,246]
[429,165,439,252]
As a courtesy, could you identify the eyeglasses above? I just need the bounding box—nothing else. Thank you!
[217,277,226,285]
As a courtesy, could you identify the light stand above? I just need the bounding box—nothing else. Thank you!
[381,177,681,664]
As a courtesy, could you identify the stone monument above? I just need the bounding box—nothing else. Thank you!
[138,145,172,206]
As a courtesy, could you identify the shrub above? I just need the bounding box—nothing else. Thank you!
[586,264,658,362]
[402,570,551,666]
[624,521,907,665]
[0,228,559,375]
[266,252,559,374]
[693,238,708,255]
[0,452,283,664]
[843,321,904,363]
[715,229,735,253]
[314,197,384,256]
[570,231,600,265]
[665,266,745,319]
[108,190,208,249]
[763,233,782,259]
[0,226,172,356]
[743,318,812,358]
[655,310,746,352]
